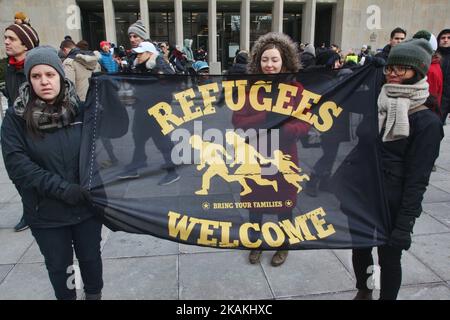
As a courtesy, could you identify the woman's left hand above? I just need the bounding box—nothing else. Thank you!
[388,228,412,251]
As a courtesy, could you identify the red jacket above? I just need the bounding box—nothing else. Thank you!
[231,81,310,213]
[428,56,443,109]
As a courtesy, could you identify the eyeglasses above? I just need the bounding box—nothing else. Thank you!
[383,65,413,76]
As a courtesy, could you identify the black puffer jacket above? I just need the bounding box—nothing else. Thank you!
[227,63,247,75]
[301,52,316,69]
[381,109,444,232]
[375,44,391,63]
[1,106,94,228]
[4,63,26,108]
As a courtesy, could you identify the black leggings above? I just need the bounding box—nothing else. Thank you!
[352,245,403,300]
[31,218,103,300]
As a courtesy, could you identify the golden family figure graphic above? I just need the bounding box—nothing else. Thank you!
[272,150,310,193]
[189,133,309,196]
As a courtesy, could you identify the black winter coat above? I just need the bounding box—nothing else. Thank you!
[375,44,391,63]
[4,63,26,109]
[301,52,316,69]
[227,63,247,75]
[381,109,444,231]
[1,107,94,228]
[438,47,450,110]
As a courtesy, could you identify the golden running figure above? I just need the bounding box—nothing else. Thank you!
[225,132,278,196]
[189,135,240,195]
[272,150,310,193]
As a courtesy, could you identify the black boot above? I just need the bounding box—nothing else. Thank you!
[305,174,320,197]
[318,174,332,192]
[84,292,102,300]
[353,289,373,300]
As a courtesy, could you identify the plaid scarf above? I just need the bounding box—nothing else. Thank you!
[14,79,81,131]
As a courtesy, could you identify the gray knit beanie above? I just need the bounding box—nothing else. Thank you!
[387,39,432,78]
[25,46,65,81]
[128,20,148,40]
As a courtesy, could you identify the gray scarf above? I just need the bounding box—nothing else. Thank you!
[378,77,429,142]
[14,79,80,131]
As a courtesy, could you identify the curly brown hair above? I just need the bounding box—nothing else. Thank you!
[248,32,301,74]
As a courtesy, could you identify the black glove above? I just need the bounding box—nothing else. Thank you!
[388,228,412,251]
[62,184,91,206]
[395,214,416,233]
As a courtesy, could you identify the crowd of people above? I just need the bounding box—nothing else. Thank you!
[1,11,449,300]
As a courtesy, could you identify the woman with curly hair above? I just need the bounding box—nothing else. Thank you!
[247,32,302,74]
[232,33,309,267]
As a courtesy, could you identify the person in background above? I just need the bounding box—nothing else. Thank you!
[125,20,149,72]
[376,27,407,62]
[118,41,180,186]
[3,16,40,232]
[60,39,100,102]
[182,39,195,72]
[300,43,316,69]
[96,41,118,73]
[227,51,248,75]
[413,30,443,118]
[437,28,450,124]
[158,42,175,73]
[76,40,90,51]
[192,60,210,75]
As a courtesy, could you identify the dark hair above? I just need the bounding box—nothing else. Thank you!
[391,27,407,39]
[23,76,70,138]
[60,39,76,50]
[76,40,90,51]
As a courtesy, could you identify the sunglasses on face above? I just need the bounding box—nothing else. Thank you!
[383,65,413,76]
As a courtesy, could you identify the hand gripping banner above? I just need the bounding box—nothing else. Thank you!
[80,65,391,250]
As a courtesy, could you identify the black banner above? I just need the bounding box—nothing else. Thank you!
[80,64,390,250]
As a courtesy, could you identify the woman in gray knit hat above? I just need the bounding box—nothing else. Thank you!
[1,46,104,300]
[352,39,444,300]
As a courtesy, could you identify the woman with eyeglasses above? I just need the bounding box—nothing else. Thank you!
[352,39,444,300]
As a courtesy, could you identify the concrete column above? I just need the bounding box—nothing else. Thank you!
[240,0,250,52]
[272,0,284,33]
[139,0,150,37]
[331,0,344,48]
[103,0,117,44]
[301,0,316,45]
[208,0,221,74]
[174,0,184,49]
